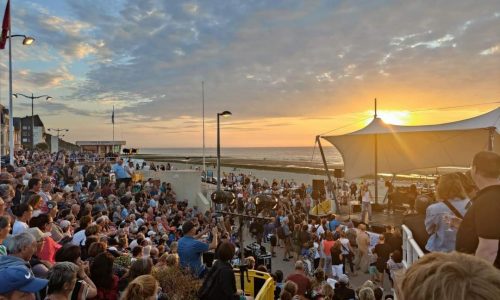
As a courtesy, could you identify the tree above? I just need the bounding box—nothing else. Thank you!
[35,142,49,151]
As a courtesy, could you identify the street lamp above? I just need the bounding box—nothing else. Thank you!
[216,110,232,197]
[7,34,35,165]
[13,93,52,149]
[47,128,69,139]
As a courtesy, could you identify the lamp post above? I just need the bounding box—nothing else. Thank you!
[47,128,68,139]
[13,93,52,149]
[216,111,232,194]
[8,34,35,165]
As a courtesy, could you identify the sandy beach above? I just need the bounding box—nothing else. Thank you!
[133,154,343,176]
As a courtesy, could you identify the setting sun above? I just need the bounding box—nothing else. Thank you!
[376,110,411,125]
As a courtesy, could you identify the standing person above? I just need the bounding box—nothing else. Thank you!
[282,217,293,262]
[285,261,312,298]
[264,218,277,257]
[321,232,335,278]
[372,235,392,287]
[330,240,343,279]
[405,184,418,215]
[360,186,372,224]
[177,221,218,278]
[385,181,395,214]
[111,158,130,188]
[457,151,500,268]
[425,173,470,252]
[355,224,370,273]
[339,231,356,276]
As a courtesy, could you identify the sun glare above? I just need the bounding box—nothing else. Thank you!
[377,110,411,125]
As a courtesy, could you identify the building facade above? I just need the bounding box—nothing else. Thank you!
[0,104,9,156]
[13,115,46,149]
[76,140,126,156]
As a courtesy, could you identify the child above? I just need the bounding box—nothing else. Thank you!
[386,250,404,287]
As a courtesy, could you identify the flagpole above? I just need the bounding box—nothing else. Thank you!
[202,81,206,180]
[112,105,115,154]
[8,0,14,166]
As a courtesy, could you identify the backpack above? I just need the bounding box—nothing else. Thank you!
[277,226,285,239]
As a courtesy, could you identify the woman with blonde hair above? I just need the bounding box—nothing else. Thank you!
[122,275,158,300]
[425,173,470,252]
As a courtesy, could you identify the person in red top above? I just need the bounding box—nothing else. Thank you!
[30,214,61,264]
[285,260,312,299]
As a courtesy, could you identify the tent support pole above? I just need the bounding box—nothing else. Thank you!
[374,98,378,205]
[375,133,378,204]
[316,136,340,214]
[488,127,494,151]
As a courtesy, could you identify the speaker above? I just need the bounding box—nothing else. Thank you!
[351,204,361,213]
[333,169,344,178]
[312,179,325,192]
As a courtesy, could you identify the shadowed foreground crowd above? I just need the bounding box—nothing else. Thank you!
[0,150,499,300]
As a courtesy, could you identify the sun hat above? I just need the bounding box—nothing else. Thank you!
[27,227,51,242]
[338,274,349,284]
[0,265,48,294]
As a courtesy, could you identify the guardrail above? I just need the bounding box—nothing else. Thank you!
[401,224,425,268]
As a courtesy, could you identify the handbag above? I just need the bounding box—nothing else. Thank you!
[341,244,354,259]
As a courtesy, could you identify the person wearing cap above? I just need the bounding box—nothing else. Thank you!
[177,220,218,278]
[0,231,47,299]
[0,264,48,300]
[333,274,355,300]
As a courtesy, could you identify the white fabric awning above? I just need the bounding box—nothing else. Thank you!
[322,107,500,179]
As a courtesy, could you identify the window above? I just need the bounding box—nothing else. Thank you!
[22,138,28,143]
[22,125,29,130]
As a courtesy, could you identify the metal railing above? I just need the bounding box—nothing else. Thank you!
[401,224,425,268]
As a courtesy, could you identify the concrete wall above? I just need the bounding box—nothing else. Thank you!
[139,169,210,211]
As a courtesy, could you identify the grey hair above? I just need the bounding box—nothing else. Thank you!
[47,262,79,295]
[5,232,35,254]
[0,184,10,198]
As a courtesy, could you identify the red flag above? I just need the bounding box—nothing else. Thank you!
[0,0,10,50]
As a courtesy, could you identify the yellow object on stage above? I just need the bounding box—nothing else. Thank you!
[309,199,334,216]
[234,269,275,300]
[132,173,144,183]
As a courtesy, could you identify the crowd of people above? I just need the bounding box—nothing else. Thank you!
[0,149,498,300]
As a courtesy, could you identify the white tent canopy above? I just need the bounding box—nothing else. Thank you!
[323,107,500,179]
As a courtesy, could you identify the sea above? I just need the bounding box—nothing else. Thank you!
[139,146,343,165]
[138,146,344,186]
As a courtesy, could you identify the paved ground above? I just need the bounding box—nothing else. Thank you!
[242,208,403,296]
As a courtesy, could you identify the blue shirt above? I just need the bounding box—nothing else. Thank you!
[425,198,470,252]
[329,220,340,231]
[178,235,209,277]
[112,163,129,179]
[121,208,129,219]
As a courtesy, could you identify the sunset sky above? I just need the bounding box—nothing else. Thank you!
[0,0,499,148]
